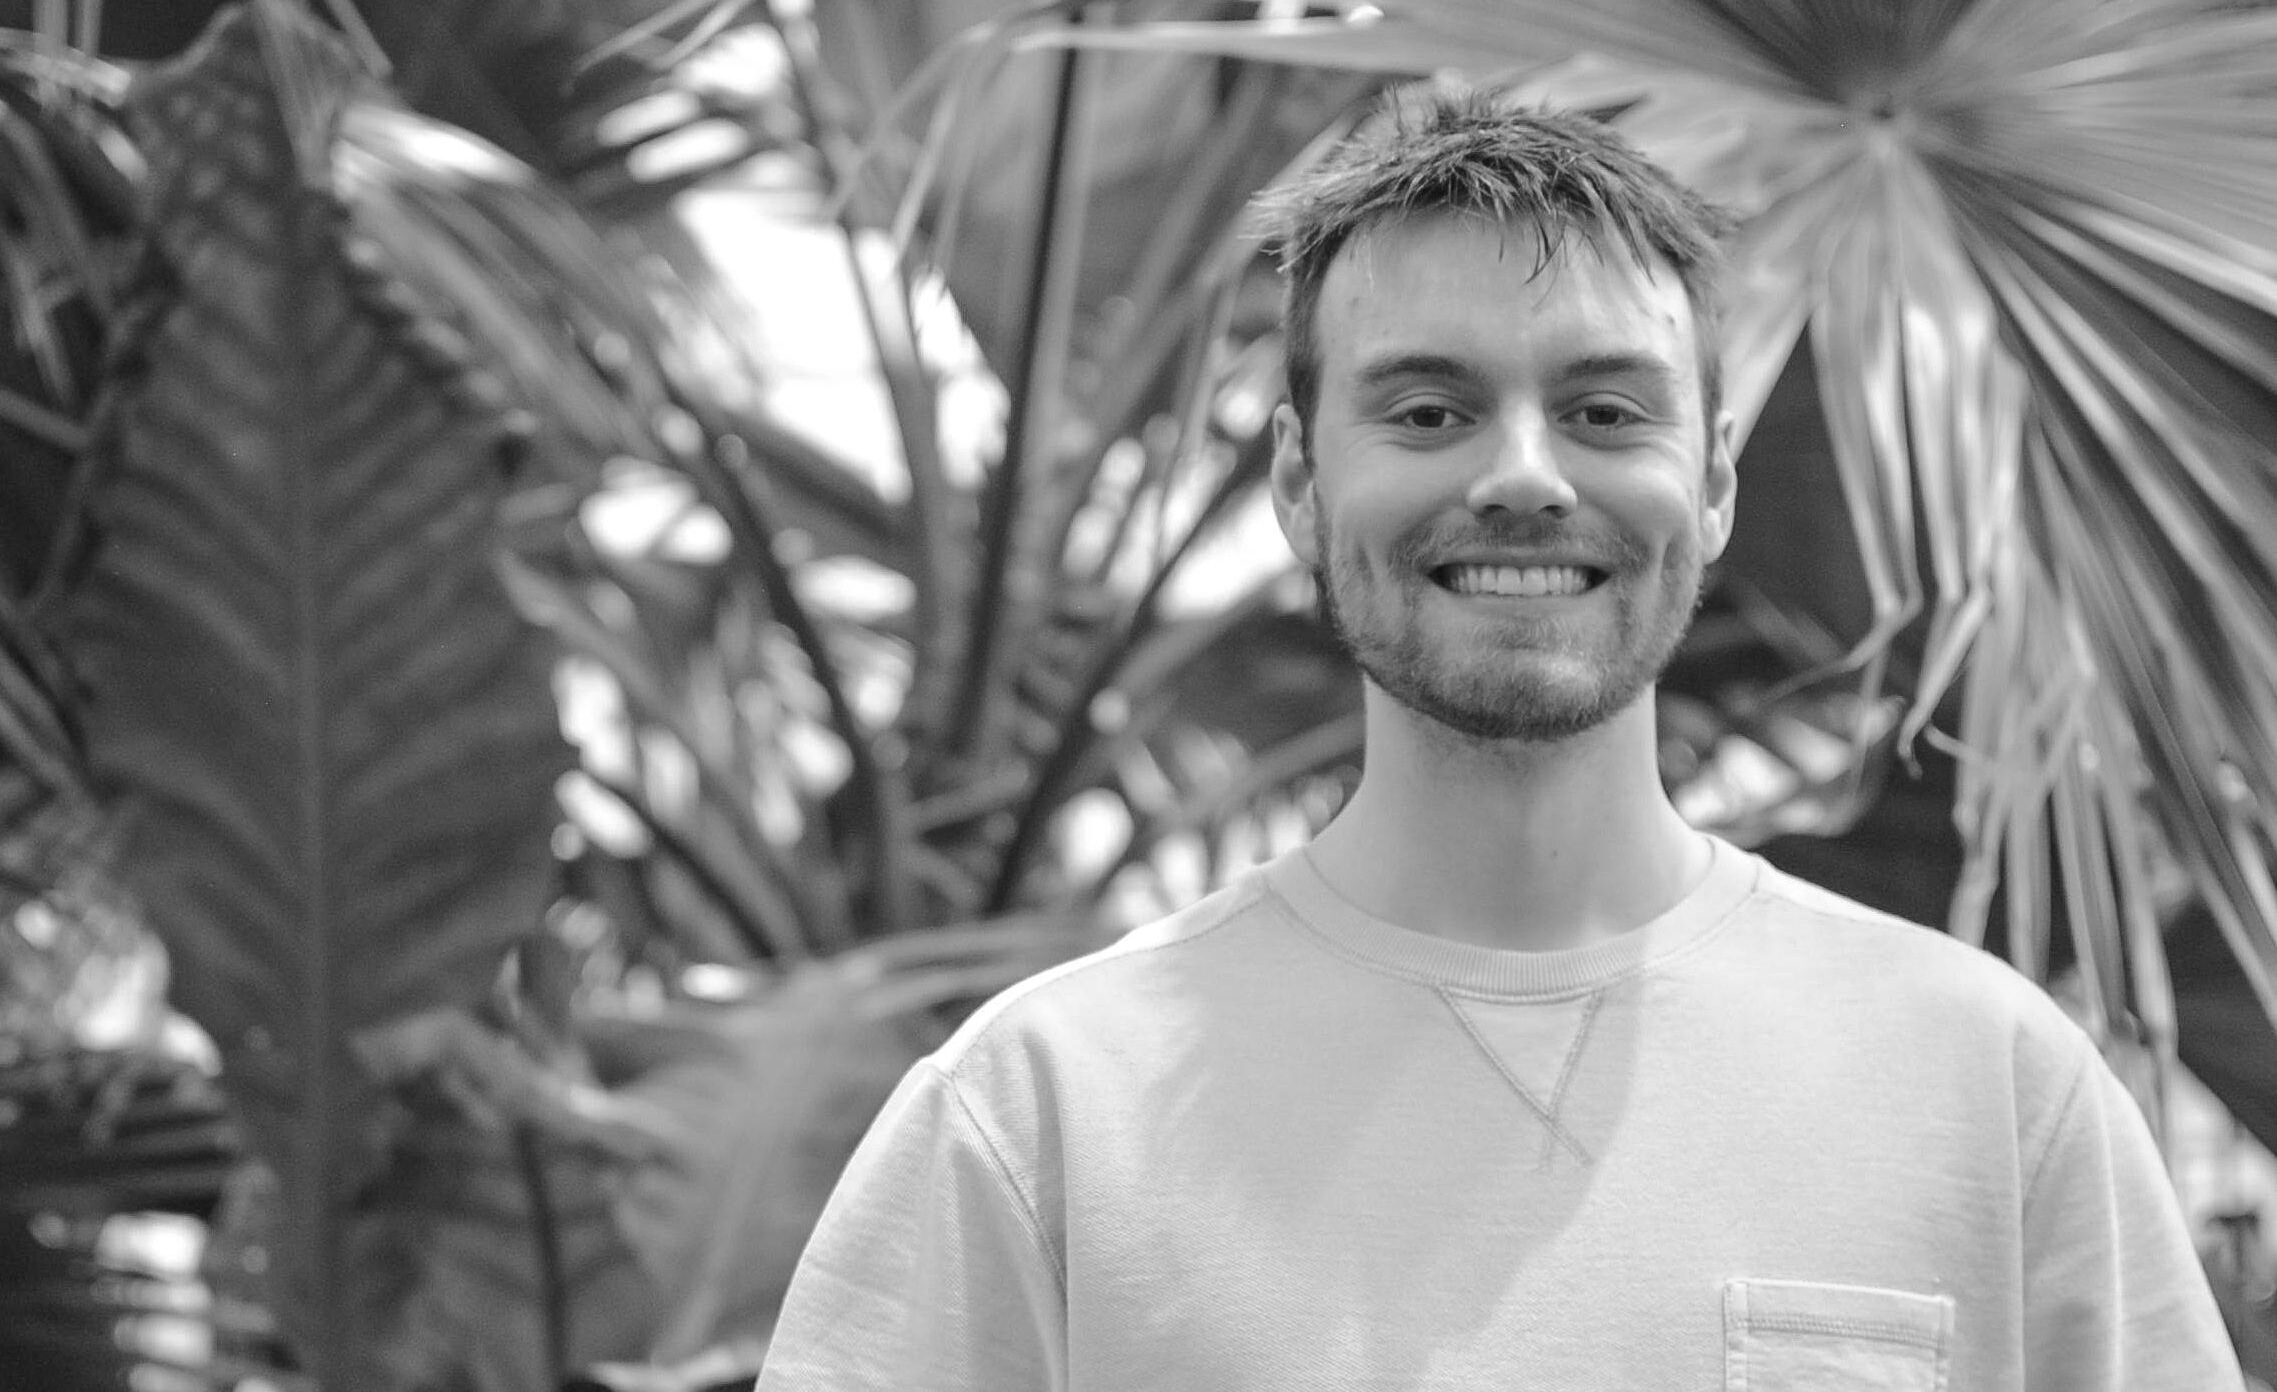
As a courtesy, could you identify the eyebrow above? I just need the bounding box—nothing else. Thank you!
[1352,353,1484,393]
[1552,353,1682,393]
[1350,350,1684,394]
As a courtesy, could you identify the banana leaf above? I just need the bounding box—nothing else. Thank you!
[55,3,576,1381]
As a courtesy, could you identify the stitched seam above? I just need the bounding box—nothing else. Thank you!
[1747,1314,1942,1349]
[937,1063,1068,1299]
[1546,989,1604,1111]
[2023,1044,2094,1203]
[1539,990,1604,1168]
[1437,988,1592,1165]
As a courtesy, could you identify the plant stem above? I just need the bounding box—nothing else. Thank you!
[697,430,915,939]
[588,770,800,962]
[0,386,90,454]
[950,11,1093,761]
[1091,710,1364,902]
[515,1125,569,1392]
[984,428,1275,909]
[764,0,965,750]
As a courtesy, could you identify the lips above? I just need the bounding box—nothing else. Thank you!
[1433,562,1603,597]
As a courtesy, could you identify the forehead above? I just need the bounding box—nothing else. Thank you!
[1314,212,1700,389]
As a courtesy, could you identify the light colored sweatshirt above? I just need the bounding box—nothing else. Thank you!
[757,837,2242,1390]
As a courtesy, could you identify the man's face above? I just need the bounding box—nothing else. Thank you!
[1269,213,1736,743]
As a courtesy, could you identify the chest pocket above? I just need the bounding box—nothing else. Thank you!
[1724,1278,1953,1391]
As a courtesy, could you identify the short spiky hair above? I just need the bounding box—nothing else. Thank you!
[1259,85,1734,442]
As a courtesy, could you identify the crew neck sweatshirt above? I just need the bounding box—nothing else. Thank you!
[757,837,2241,1391]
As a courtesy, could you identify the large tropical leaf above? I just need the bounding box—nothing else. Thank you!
[55,3,573,1380]
[917,0,2277,1120]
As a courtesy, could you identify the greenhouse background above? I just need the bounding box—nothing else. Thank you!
[4,0,2277,1387]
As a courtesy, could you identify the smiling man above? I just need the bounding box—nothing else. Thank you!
[755,87,2241,1391]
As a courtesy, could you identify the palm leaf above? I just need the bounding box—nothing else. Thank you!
[0,1046,244,1392]
[502,543,841,960]
[0,1047,237,1219]
[340,0,769,210]
[0,42,136,944]
[0,33,136,666]
[325,86,703,491]
[56,4,573,1380]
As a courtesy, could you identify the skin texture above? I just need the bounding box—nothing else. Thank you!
[1270,211,1739,949]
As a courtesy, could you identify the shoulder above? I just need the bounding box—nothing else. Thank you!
[1737,855,2058,1006]
[927,865,1287,1079]
[1724,853,2098,1085]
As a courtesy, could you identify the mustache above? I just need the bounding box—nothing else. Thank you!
[1388,517,1649,573]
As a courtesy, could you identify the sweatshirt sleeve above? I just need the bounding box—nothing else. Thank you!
[755,1059,1068,1392]
[2021,1050,2243,1392]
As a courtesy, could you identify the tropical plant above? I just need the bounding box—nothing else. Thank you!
[0,0,1383,1385]
[0,1,844,1385]
[10,0,2273,1387]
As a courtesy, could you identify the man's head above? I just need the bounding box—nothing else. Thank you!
[1264,86,1732,452]
[1258,86,1738,744]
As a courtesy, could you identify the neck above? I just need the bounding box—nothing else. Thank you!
[1309,683,1710,951]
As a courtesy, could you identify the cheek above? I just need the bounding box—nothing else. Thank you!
[1327,469,1434,551]
[1614,475,1715,554]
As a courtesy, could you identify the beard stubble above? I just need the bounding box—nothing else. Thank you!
[1310,502,1704,744]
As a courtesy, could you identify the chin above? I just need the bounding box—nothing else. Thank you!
[1393,667,1641,744]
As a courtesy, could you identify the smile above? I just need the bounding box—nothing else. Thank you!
[1433,563,1603,598]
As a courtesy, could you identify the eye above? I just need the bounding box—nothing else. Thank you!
[1572,402,1641,430]
[1393,403,1466,431]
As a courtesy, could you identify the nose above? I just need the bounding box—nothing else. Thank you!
[1465,414,1577,519]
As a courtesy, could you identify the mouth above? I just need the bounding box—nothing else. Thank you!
[1431,562,1606,598]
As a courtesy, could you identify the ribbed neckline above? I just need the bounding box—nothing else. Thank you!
[1259,834,1762,999]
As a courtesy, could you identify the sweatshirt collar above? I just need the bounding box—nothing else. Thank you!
[1259,833,1760,998]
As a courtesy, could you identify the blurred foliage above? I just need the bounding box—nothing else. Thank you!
[0,0,1369,1385]
[2,0,2274,1389]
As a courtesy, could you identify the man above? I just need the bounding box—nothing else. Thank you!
[756,87,2241,1390]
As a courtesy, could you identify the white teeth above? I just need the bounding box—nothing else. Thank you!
[1443,564,1593,597]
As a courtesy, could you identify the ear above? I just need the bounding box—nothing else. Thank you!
[1700,409,1738,563]
[1269,402,1321,568]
